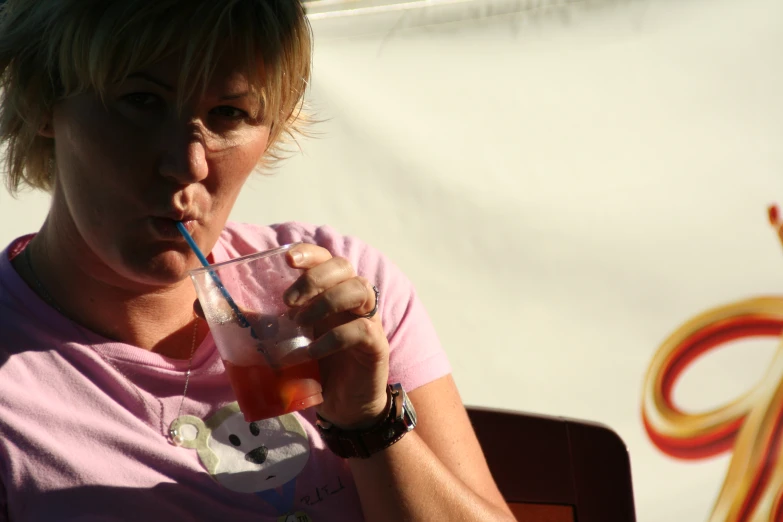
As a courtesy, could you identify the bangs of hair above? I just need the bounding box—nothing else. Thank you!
[0,0,312,194]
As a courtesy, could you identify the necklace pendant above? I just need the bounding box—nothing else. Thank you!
[169,427,184,446]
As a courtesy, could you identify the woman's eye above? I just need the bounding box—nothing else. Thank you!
[210,106,248,120]
[121,92,161,108]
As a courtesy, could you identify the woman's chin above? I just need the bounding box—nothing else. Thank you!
[121,249,198,287]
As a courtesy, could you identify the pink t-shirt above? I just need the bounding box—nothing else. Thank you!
[0,222,450,521]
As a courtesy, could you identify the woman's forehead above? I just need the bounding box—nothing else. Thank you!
[134,54,257,96]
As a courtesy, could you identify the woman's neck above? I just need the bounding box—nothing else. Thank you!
[12,220,206,359]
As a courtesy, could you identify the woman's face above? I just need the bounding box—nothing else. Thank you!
[47,54,270,288]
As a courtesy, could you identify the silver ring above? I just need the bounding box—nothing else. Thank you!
[351,285,380,319]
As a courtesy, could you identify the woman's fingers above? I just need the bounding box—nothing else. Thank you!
[307,316,386,361]
[295,276,375,325]
[284,255,355,307]
[283,242,378,325]
[286,243,333,269]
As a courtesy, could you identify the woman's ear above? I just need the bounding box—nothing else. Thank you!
[38,114,54,138]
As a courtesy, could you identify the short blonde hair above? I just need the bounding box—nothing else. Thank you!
[0,0,312,194]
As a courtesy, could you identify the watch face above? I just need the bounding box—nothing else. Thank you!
[402,391,418,428]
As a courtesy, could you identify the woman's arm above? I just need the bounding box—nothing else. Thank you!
[284,242,515,520]
[349,374,516,521]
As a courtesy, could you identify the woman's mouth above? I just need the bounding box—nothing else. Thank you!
[149,217,196,239]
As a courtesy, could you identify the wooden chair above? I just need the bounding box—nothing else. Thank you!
[466,407,637,522]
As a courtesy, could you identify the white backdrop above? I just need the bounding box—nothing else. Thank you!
[2,0,782,520]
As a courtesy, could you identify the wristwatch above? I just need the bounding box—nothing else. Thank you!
[316,383,417,459]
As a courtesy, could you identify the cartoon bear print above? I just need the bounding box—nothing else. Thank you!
[172,402,311,519]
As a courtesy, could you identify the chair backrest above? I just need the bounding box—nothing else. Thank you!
[466,407,637,522]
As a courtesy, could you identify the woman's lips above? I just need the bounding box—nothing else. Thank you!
[149,217,196,239]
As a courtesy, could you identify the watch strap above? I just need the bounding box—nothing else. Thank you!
[316,383,415,459]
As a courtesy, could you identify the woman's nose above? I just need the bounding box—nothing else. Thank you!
[157,124,209,184]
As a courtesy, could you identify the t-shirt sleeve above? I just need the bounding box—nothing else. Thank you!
[266,222,452,392]
[383,279,451,392]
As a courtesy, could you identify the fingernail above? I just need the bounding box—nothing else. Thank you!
[284,288,300,305]
[290,251,303,264]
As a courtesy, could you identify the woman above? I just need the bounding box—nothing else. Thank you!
[0,1,515,520]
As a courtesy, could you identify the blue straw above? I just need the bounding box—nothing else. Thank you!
[176,222,250,328]
[177,222,211,267]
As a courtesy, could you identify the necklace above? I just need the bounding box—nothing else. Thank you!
[23,244,198,446]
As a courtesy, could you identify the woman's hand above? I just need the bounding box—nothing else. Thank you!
[283,243,390,430]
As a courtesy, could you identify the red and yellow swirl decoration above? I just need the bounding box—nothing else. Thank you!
[642,206,783,521]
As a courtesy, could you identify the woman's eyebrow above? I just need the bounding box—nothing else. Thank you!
[220,92,250,101]
[125,73,251,101]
